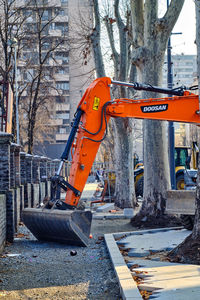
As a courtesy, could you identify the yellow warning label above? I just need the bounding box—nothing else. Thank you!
[93,97,100,111]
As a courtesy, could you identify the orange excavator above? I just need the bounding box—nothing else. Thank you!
[22,77,200,246]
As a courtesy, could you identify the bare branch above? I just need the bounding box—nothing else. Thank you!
[90,0,106,77]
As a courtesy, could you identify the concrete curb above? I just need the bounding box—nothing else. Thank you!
[104,227,184,300]
[104,233,142,299]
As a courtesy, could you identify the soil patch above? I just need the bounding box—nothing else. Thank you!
[0,218,134,300]
[167,233,200,264]
[130,214,182,229]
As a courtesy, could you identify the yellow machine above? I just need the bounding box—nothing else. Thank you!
[135,144,199,197]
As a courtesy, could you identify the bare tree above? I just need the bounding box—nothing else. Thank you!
[90,0,137,209]
[0,0,28,139]
[69,0,184,214]
[18,0,67,153]
[130,0,185,226]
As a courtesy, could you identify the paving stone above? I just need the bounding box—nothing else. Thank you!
[80,184,200,300]
[105,228,200,300]
[117,228,190,256]
[96,203,115,212]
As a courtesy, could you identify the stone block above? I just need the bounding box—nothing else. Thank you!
[40,182,46,204]
[40,157,48,182]
[6,190,15,243]
[96,203,115,212]
[20,185,24,220]
[14,187,21,231]
[20,152,26,184]
[0,134,12,191]
[124,208,134,218]
[24,183,32,208]
[31,184,40,208]
[32,155,40,183]
[46,181,51,198]
[25,154,33,184]
[14,145,21,186]
[0,194,6,252]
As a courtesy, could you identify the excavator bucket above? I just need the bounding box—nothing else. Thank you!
[22,208,92,246]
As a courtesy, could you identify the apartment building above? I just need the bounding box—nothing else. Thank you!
[163,54,197,88]
[17,0,94,158]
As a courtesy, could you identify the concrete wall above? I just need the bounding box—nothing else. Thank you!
[0,133,65,252]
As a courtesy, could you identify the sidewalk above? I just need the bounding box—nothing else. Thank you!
[81,183,200,300]
[105,228,200,300]
[81,182,136,219]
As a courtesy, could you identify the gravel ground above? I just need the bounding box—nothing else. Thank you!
[0,218,134,300]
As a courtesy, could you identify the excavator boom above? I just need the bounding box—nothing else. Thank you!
[22,77,200,246]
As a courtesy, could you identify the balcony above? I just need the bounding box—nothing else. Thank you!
[50,89,59,96]
[56,133,69,141]
[56,103,70,111]
[54,74,69,81]
[49,29,62,37]
[49,118,63,126]
[54,15,68,23]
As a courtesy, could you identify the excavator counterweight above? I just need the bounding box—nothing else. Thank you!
[22,77,200,246]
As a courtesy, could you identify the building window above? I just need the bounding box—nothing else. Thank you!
[55,8,65,16]
[56,140,66,143]
[55,52,69,64]
[41,10,49,21]
[59,127,67,133]
[56,96,65,103]
[185,62,193,66]
[55,23,68,34]
[56,82,69,91]
[56,68,65,74]
[63,119,70,125]
[42,41,51,50]
[55,67,69,73]
[56,110,70,120]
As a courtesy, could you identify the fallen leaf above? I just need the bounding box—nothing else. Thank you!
[130,264,140,271]
[15,233,26,238]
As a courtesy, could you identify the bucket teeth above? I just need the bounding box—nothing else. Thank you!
[22,208,92,247]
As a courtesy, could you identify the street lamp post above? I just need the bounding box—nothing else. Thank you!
[167,0,182,189]
[167,36,176,189]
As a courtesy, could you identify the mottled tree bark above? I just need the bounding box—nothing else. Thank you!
[130,0,185,222]
[167,0,200,263]
[91,0,136,209]
[193,0,200,241]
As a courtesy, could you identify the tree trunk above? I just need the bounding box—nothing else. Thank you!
[114,118,135,208]
[193,0,200,241]
[141,53,170,216]
[131,0,185,226]
[167,0,200,264]
[91,0,136,209]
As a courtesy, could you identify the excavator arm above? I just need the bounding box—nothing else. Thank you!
[63,77,200,207]
[22,77,200,246]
